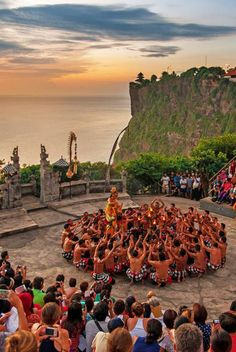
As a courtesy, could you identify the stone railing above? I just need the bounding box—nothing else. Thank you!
[59,179,124,199]
[21,183,36,196]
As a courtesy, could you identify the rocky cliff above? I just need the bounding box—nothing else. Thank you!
[115,67,236,161]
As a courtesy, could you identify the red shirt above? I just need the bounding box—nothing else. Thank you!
[231,334,236,352]
[223,182,232,191]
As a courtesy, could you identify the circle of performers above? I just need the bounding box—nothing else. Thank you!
[61,188,227,287]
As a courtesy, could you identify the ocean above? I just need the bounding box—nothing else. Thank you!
[0,96,131,165]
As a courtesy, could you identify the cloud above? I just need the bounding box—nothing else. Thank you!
[87,43,128,50]
[0,66,87,77]
[0,0,11,9]
[87,44,112,50]
[0,4,235,42]
[0,39,30,53]
[9,56,56,64]
[140,45,181,57]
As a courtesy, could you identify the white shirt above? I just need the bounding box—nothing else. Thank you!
[6,307,19,333]
[161,176,170,186]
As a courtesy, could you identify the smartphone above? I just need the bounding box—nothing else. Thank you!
[213,319,220,324]
[0,289,9,300]
[84,290,90,298]
[15,285,26,295]
[45,327,58,337]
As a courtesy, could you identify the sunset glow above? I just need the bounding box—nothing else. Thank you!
[0,0,236,96]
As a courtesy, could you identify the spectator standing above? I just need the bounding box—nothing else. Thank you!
[219,312,236,351]
[86,301,109,352]
[186,174,193,199]
[192,176,201,201]
[133,319,162,352]
[127,302,149,338]
[32,277,45,308]
[175,323,203,352]
[161,174,170,195]
[180,176,187,198]
[107,327,132,352]
[193,303,211,351]
[211,329,232,352]
[173,173,181,195]
[61,302,85,352]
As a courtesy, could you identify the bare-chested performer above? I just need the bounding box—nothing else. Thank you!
[200,236,222,271]
[92,240,117,284]
[148,245,173,287]
[169,248,188,282]
[61,223,70,248]
[126,236,147,283]
[73,239,91,271]
[104,241,117,274]
[184,243,207,276]
[62,232,77,261]
[208,232,228,267]
[114,242,128,273]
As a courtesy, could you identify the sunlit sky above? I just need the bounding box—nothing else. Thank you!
[0,0,236,96]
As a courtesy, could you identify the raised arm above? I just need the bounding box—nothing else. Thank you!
[183,244,196,258]
[140,241,147,261]
[148,244,156,267]
[127,237,133,260]
[100,242,118,263]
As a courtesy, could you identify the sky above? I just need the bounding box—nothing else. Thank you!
[0,0,236,96]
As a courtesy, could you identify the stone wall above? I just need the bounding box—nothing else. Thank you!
[59,179,124,199]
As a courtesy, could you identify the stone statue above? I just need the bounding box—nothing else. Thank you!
[121,169,127,193]
[30,175,37,195]
[11,146,20,171]
[40,145,60,203]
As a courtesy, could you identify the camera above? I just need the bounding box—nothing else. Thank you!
[45,327,58,337]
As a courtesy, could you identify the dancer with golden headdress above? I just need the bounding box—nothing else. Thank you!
[105,187,123,235]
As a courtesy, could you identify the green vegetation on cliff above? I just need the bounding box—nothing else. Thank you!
[118,134,236,194]
[115,67,236,162]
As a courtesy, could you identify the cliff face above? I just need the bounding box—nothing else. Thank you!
[115,70,236,162]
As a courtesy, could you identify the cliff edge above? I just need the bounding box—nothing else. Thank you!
[115,67,236,162]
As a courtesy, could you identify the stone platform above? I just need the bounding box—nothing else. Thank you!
[47,192,138,218]
[0,195,235,320]
[0,193,139,236]
[0,208,38,238]
[200,197,236,218]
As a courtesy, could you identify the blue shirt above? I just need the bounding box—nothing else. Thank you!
[174,176,180,187]
[133,337,160,352]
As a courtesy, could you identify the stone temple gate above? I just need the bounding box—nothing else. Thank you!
[0,145,127,210]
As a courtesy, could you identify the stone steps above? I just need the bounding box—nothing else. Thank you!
[200,197,236,218]
[0,208,38,238]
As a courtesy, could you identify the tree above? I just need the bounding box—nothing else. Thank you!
[160,71,170,80]
[151,74,157,83]
[135,72,145,84]
[191,149,227,180]
[208,66,225,78]
[191,134,236,161]
[120,153,194,193]
[181,67,198,78]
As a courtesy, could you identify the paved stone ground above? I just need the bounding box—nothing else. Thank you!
[0,195,235,319]
[0,208,38,237]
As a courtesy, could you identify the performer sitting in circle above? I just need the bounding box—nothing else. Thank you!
[148,244,173,287]
[184,243,207,277]
[62,232,77,261]
[126,234,147,283]
[73,239,92,271]
[200,236,222,271]
[60,196,228,287]
[92,239,117,284]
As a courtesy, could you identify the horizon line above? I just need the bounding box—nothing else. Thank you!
[0,94,129,99]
